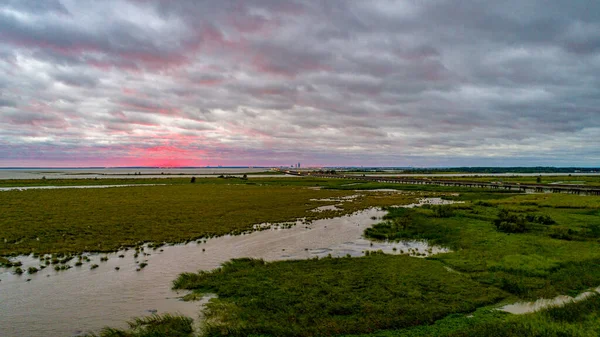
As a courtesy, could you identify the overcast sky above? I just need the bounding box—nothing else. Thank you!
[0,0,599,167]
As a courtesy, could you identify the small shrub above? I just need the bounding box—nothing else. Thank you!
[525,214,556,225]
[584,224,600,238]
[549,227,574,241]
[28,267,39,274]
[493,210,527,233]
[537,215,556,225]
[59,256,74,264]
[90,264,99,270]
[432,205,454,218]
[54,264,71,271]
[89,314,194,337]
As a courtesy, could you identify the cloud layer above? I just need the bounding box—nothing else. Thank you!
[1,0,599,167]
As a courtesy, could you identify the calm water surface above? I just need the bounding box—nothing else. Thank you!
[0,168,279,180]
[2,168,598,180]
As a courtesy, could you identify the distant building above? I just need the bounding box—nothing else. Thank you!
[297,162,301,168]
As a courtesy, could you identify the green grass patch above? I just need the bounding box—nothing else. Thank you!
[365,193,600,300]
[84,313,194,337]
[350,294,600,337]
[173,255,506,337]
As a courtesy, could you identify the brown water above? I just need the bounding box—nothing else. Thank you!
[0,199,450,337]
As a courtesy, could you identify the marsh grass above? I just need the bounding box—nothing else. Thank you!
[173,256,505,337]
[166,190,600,336]
[84,313,194,337]
[365,193,600,300]
[344,294,600,337]
[54,264,71,271]
[0,179,417,256]
[11,179,600,336]
[0,257,18,267]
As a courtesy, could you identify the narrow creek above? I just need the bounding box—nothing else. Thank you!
[0,198,451,337]
[500,286,600,314]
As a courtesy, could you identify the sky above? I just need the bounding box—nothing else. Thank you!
[0,0,599,168]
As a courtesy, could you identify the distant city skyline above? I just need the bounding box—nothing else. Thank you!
[1,1,599,167]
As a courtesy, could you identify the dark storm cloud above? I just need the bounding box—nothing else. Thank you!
[0,0,599,166]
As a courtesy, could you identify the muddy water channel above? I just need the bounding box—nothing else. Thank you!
[0,198,450,337]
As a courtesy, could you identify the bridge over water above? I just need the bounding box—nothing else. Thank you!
[282,170,600,196]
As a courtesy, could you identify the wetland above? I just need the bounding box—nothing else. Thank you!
[2,175,600,336]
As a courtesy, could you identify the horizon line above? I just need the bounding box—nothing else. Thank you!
[0,166,599,170]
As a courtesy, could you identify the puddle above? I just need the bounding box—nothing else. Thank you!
[402,197,462,208]
[0,198,452,337]
[311,205,342,212]
[549,181,585,185]
[500,286,600,314]
[310,195,360,202]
